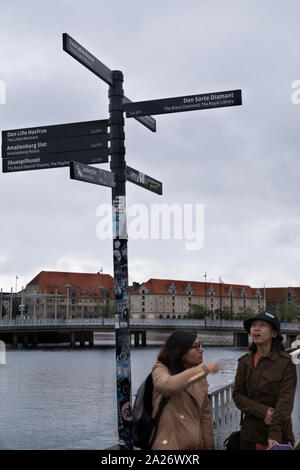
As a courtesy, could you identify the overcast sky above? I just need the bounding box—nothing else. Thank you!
[1,0,300,292]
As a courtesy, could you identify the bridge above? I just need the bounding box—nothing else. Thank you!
[0,318,299,348]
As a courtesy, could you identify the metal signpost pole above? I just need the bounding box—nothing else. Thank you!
[0,288,3,320]
[2,33,242,450]
[109,70,132,450]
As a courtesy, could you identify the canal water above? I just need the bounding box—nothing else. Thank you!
[0,341,245,450]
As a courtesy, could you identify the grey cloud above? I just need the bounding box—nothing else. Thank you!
[2,0,300,290]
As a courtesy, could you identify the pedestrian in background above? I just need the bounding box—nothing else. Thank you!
[150,330,222,450]
[233,311,297,450]
[291,335,300,350]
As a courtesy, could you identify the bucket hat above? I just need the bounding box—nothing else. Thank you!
[243,311,281,334]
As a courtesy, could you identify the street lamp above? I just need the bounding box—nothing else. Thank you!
[230,286,233,321]
[219,277,224,323]
[10,287,13,320]
[99,267,104,325]
[54,287,58,320]
[65,285,70,320]
[204,272,207,327]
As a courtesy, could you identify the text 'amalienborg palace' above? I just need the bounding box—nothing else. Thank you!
[3,271,300,321]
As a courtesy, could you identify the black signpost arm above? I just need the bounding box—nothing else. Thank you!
[109,71,132,450]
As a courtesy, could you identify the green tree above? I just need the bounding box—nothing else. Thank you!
[103,303,114,318]
[277,304,298,322]
[220,306,232,320]
[187,304,206,319]
[233,307,256,321]
[1,303,7,318]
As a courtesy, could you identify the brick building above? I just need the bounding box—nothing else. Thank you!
[129,278,264,319]
[23,271,114,320]
[265,287,300,316]
[18,271,300,321]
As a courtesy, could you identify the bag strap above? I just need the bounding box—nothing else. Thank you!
[148,395,169,449]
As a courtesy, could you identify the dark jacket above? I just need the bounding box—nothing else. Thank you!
[233,348,297,448]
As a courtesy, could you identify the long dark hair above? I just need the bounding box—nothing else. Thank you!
[157,330,197,374]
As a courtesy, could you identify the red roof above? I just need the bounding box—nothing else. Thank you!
[264,287,300,302]
[131,278,258,298]
[27,271,114,298]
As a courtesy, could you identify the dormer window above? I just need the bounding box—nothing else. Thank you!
[185,283,193,296]
[168,282,176,295]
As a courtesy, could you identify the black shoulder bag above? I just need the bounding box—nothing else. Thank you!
[148,395,169,449]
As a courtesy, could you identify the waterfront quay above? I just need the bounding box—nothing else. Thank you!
[0,319,299,449]
[0,318,299,349]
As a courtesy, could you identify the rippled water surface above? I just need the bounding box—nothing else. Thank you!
[0,345,245,449]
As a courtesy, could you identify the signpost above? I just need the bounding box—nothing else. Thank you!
[122,96,156,133]
[70,161,115,188]
[2,119,108,143]
[2,149,108,173]
[2,119,109,173]
[63,33,113,86]
[126,165,162,195]
[2,32,242,450]
[123,90,242,118]
[63,34,157,133]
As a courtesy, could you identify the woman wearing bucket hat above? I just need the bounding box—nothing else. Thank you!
[232,311,297,450]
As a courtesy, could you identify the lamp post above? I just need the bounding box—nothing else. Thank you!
[99,267,104,325]
[219,277,223,323]
[65,285,70,320]
[10,287,13,320]
[44,289,47,320]
[204,272,207,327]
[55,287,58,320]
[21,286,24,319]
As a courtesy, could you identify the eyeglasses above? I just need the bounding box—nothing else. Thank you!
[191,342,203,351]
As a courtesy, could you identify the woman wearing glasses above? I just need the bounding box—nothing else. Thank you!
[150,330,222,450]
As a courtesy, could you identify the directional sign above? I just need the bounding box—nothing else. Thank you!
[126,165,162,195]
[2,149,108,173]
[2,120,109,159]
[2,119,108,146]
[122,96,156,133]
[63,33,113,86]
[63,34,156,133]
[70,161,115,188]
[123,89,242,118]
[2,134,109,158]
